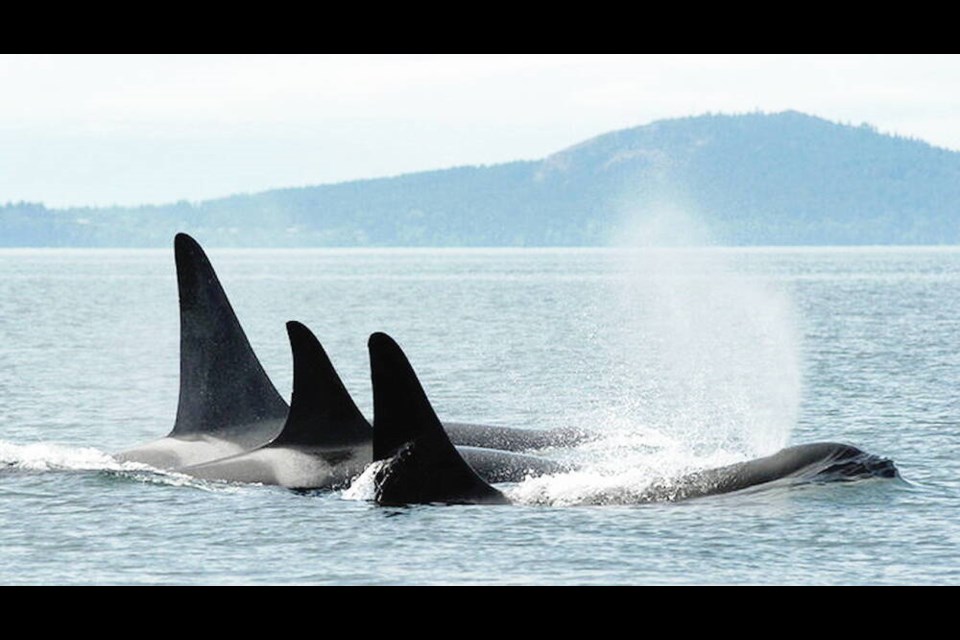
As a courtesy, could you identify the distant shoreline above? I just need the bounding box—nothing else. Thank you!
[6,112,960,248]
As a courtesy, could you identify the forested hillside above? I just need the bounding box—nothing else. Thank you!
[4,111,959,246]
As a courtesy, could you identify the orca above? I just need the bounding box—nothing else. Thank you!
[368,332,899,506]
[115,233,288,469]
[181,322,570,489]
[116,233,589,470]
[370,331,511,505]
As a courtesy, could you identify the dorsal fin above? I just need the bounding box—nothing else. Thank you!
[368,332,508,505]
[269,322,372,447]
[170,233,288,438]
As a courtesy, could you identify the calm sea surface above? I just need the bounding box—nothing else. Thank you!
[0,246,956,584]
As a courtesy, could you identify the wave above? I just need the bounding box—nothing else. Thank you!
[0,439,244,491]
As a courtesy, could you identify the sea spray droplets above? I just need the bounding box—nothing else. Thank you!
[505,444,749,506]
[341,460,384,502]
[603,207,802,458]
[615,253,800,456]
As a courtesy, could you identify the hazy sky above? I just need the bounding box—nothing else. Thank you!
[3,54,959,208]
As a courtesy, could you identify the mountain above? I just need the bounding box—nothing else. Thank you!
[4,111,960,247]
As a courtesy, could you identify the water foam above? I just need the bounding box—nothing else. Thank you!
[0,438,245,492]
[504,432,747,506]
[0,439,124,472]
[340,460,384,501]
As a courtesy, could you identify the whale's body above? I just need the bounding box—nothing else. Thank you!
[367,332,899,506]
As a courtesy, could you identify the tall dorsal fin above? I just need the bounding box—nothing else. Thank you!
[269,322,371,447]
[170,233,288,438]
[368,332,508,505]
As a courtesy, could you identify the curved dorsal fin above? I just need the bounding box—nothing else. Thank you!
[170,233,288,438]
[368,332,507,505]
[269,322,372,447]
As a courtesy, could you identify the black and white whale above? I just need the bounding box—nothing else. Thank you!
[115,233,289,469]
[116,233,589,470]
[368,332,899,506]
[181,322,570,488]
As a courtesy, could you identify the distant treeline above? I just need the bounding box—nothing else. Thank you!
[4,111,960,247]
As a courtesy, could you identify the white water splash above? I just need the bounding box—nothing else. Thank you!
[506,441,747,506]
[0,439,125,472]
[0,438,248,492]
[340,460,384,501]
[602,204,802,459]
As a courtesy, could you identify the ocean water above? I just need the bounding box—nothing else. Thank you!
[0,246,956,584]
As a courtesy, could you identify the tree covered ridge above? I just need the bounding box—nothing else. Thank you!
[4,111,960,247]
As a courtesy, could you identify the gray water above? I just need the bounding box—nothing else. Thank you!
[0,246,956,584]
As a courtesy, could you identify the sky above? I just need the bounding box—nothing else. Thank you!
[2,54,959,208]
